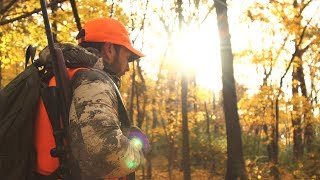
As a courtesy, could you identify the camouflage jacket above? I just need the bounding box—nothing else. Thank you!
[65,49,143,178]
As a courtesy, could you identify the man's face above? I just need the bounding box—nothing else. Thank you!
[102,44,132,77]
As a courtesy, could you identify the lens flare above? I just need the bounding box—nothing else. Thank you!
[130,137,143,150]
[126,159,138,169]
[129,127,150,153]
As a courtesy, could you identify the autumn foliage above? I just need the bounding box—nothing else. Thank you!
[1,0,320,179]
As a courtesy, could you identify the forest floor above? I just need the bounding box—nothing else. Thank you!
[136,169,223,180]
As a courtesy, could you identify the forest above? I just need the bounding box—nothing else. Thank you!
[1,0,320,179]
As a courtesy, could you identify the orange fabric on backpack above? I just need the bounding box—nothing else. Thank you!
[34,68,85,175]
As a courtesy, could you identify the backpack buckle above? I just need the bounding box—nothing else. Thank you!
[50,147,65,158]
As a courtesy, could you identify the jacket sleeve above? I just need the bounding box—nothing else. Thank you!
[68,69,143,178]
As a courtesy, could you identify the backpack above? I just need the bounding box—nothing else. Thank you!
[0,46,43,179]
[0,44,80,180]
[0,44,93,179]
[0,44,99,180]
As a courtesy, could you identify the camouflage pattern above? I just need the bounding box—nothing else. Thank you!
[39,43,99,70]
[69,67,143,178]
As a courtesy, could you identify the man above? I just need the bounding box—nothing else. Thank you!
[34,18,148,179]
[71,17,148,179]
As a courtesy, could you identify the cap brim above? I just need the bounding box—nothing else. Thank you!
[125,45,144,62]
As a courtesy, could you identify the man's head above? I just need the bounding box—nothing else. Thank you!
[77,18,143,77]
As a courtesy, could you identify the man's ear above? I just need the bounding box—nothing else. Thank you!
[102,43,115,64]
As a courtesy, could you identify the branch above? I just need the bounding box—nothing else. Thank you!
[133,0,149,43]
[279,46,296,88]
[110,0,115,18]
[266,35,289,80]
[0,0,67,26]
[296,17,312,47]
[300,0,313,14]
[0,0,18,15]
[200,3,215,24]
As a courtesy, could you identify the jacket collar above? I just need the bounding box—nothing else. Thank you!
[85,47,121,88]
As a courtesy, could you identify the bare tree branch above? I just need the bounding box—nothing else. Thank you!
[300,0,313,14]
[201,3,215,24]
[110,0,114,18]
[133,0,149,43]
[0,0,67,26]
[0,0,18,14]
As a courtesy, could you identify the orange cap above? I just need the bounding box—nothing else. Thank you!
[78,18,144,61]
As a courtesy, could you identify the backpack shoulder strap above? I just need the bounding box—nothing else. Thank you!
[88,68,131,128]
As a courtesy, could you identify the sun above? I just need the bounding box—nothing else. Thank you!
[172,19,222,93]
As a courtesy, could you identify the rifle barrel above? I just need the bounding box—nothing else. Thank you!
[70,0,82,31]
[40,0,55,59]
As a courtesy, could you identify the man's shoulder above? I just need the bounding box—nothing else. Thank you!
[71,68,113,89]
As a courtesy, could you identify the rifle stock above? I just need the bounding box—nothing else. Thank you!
[55,47,72,122]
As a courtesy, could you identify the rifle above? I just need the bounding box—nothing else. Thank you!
[40,0,73,179]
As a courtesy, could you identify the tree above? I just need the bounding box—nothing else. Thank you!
[176,0,191,179]
[290,0,315,157]
[214,0,247,179]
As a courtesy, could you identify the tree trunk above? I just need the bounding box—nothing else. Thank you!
[292,62,304,160]
[0,60,2,89]
[146,150,152,180]
[270,125,278,163]
[0,0,3,89]
[181,74,191,180]
[134,61,147,179]
[270,124,280,179]
[215,1,247,179]
[292,0,314,156]
[296,59,313,153]
[176,0,191,179]
[204,101,211,144]
[168,140,174,180]
[136,60,147,128]
[160,113,174,180]
[304,123,313,152]
[136,93,141,128]
[146,99,158,180]
[128,61,136,123]
[0,0,3,11]
[253,127,260,156]
[212,94,219,136]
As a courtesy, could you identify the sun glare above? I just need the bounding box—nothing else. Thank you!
[172,17,222,92]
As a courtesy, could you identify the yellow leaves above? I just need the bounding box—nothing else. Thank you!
[246,157,272,179]
[1,57,10,64]
[293,169,303,177]
[238,85,277,126]
[77,0,111,21]
[151,127,166,136]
